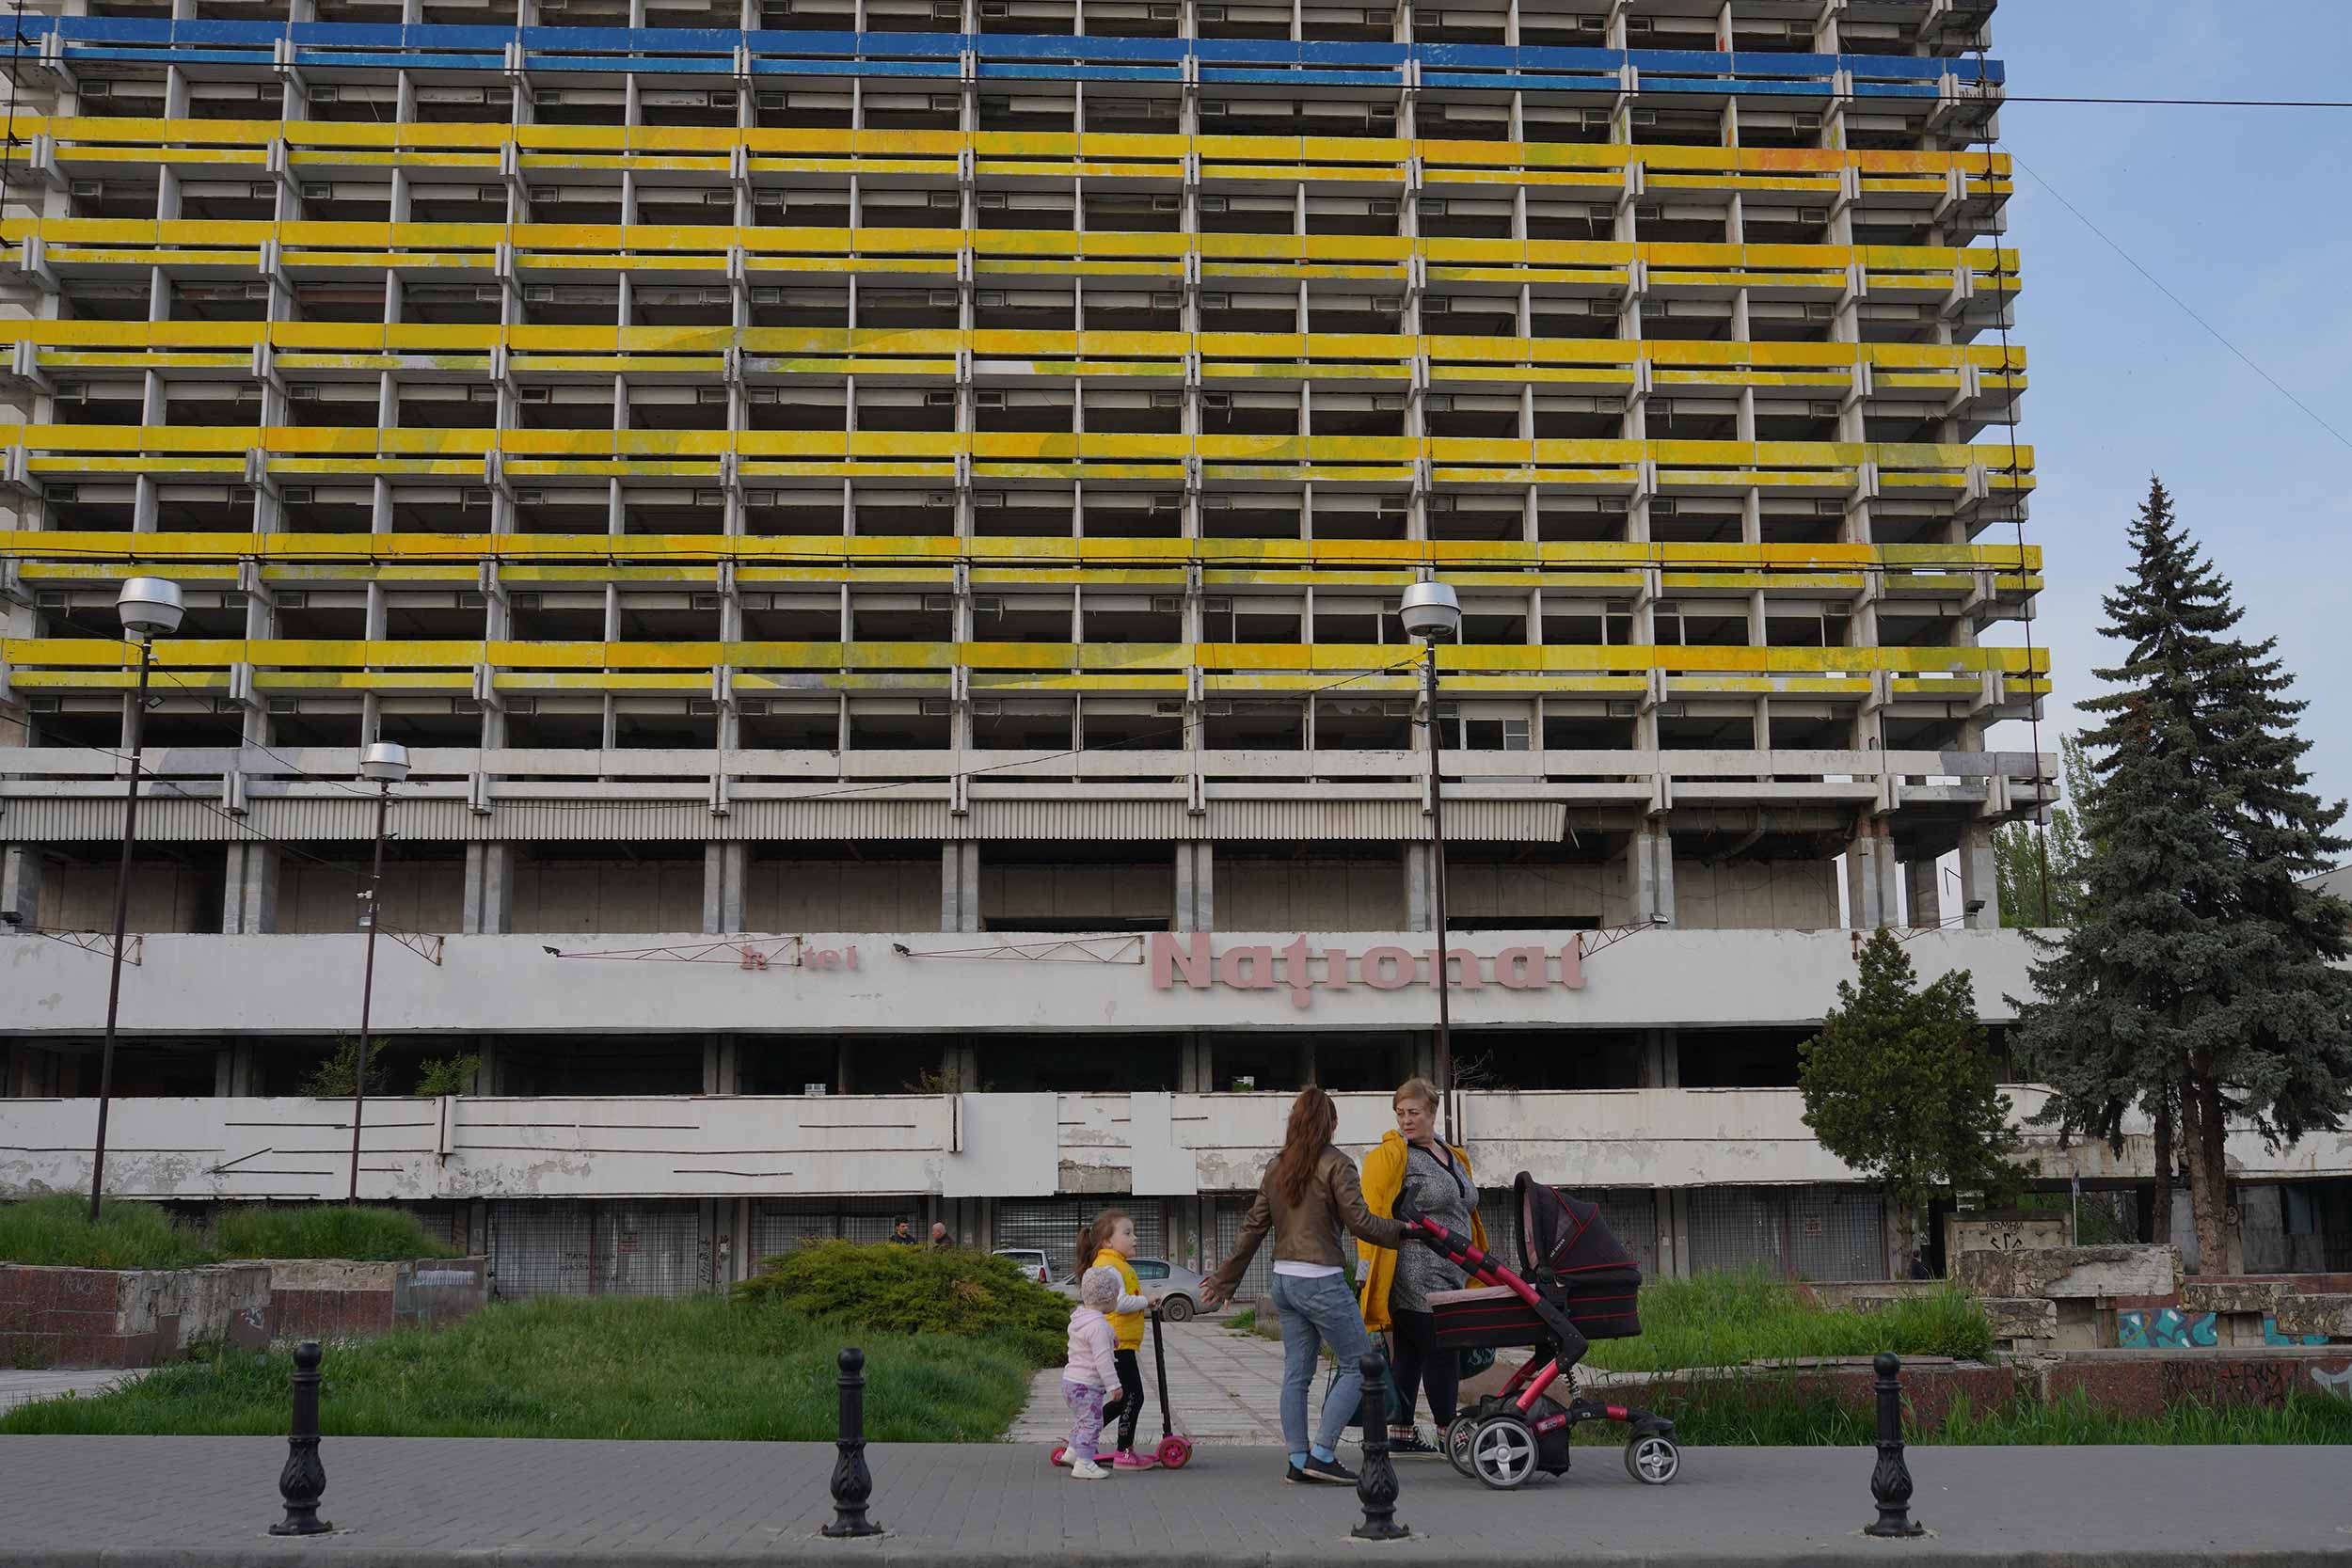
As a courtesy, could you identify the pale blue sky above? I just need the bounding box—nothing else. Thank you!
[1987,2,2352,828]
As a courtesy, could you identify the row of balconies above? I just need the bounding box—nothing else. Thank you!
[28,388,1997,449]
[8,696,2022,756]
[18,587,1976,650]
[62,0,1994,59]
[59,78,1967,151]
[8,485,2016,548]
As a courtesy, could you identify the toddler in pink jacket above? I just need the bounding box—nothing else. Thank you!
[1062,1266,1124,1480]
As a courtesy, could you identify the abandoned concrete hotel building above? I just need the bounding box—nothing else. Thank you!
[2,0,2344,1293]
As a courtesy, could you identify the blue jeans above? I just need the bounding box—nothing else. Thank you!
[1270,1271,1375,1457]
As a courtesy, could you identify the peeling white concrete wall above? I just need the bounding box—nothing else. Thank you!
[10,1084,2341,1205]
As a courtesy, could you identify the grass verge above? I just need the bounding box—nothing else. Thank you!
[0,1294,1033,1441]
[0,1196,216,1272]
[0,1196,455,1270]
[1626,1383,2352,1446]
[1581,1268,1993,1372]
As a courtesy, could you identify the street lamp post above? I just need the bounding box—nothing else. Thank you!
[1398,580,1462,1143]
[89,578,183,1222]
[345,740,410,1204]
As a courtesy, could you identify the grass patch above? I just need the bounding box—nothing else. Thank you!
[0,1294,1034,1441]
[736,1241,1068,1364]
[0,1196,217,1271]
[1634,1381,2352,1447]
[1581,1268,1992,1373]
[210,1205,458,1264]
[0,1196,457,1270]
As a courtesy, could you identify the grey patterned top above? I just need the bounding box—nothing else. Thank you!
[1390,1142,1476,1314]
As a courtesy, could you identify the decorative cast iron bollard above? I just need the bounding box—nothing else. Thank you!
[1864,1351,1925,1539]
[821,1346,882,1539]
[269,1340,333,1537]
[1351,1354,1408,1542]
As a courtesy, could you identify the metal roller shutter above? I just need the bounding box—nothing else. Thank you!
[1688,1186,1887,1282]
[487,1200,710,1300]
[596,1201,707,1297]
[487,1199,592,1300]
[1213,1196,1275,1306]
[749,1197,908,1259]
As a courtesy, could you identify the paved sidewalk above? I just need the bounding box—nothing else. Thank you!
[0,1435,2347,1566]
[1006,1317,1289,1447]
[0,1368,147,1415]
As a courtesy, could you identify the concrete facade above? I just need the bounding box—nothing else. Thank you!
[1,0,2281,1297]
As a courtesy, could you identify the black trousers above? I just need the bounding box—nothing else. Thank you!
[1098,1348,1146,1451]
[1388,1308,1459,1429]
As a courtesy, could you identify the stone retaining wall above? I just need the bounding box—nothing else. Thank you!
[266,1257,487,1345]
[0,1263,271,1369]
[3,1258,487,1369]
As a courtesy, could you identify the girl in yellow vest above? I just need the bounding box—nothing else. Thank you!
[1358,1077,1486,1457]
[1075,1208,1156,1468]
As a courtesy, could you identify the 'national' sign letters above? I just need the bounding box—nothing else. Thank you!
[1148,932,1584,1010]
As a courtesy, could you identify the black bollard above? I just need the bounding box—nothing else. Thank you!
[1863,1352,1925,1539]
[1351,1354,1408,1542]
[268,1341,332,1537]
[821,1347,882,1539]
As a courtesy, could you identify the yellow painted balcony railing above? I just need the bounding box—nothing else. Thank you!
[0,423,2035,492]
[1,217,2022,301]
[24,116,2015,201]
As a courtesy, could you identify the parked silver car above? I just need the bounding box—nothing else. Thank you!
[1040,1258,1209,1322]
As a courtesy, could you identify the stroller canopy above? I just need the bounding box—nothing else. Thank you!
[1514,1172,1644,1339]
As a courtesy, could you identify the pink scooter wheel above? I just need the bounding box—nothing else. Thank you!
[1155,1435,1194,1470]
[1048,1445,1068,1466]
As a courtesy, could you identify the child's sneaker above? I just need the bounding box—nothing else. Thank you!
[1071,1458,1110,1481]
[1051,1447,1073,1467]
[1110,1450,1157,1470]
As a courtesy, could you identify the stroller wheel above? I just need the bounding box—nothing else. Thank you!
[1155,1434,1194,1470]
[1469,1416,1538,1491]
[1443,1415,1479,1479]
[1624,1434,1680,1486]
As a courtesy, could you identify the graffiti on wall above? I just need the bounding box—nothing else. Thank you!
[2116,1307,2330,1350]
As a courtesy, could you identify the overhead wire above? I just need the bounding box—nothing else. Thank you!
[1973,43,2054,924]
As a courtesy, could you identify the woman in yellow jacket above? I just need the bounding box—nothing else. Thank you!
[1357,1077,1486,1456]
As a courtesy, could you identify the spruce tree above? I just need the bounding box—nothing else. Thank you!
[1799,929,2023,1269]
[2011,478,2352,1272]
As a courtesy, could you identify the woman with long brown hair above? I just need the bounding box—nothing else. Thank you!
[1200,1085,1406,1485]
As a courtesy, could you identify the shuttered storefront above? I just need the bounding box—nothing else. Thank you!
[485,1200,708,1300]
[1688,1186,1885,1282]
[749,1197,914,1260]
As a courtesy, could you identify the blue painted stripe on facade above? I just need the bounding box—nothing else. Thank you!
[24,15,2003,101]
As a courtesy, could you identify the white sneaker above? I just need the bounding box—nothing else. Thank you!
[1071,1459,1110,1481]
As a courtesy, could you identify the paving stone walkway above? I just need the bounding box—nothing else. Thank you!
[0,1433,2348,1566]
[1005,1317,1290,1447]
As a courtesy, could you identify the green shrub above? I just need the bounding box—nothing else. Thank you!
[210,1205,460,1262]
[735,1242,1067,1363]
[300,1037,392,1099]
[411,1053,481,1097]
[0,1195,218,1270]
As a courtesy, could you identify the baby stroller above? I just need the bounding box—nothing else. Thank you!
[1396,1171,1680,1490]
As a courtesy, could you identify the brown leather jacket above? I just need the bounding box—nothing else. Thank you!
[1207,1146,1406,1295]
